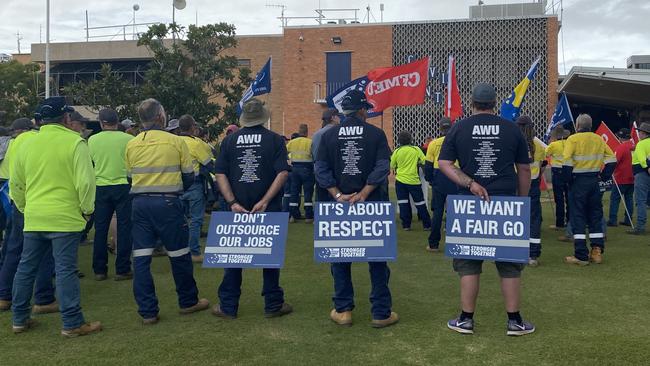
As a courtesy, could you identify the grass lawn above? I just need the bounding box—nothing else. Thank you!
[1,194,649,365]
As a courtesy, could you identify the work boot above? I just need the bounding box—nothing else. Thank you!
[330,309,352,326]
[211,304,236,319]
[371,312,399,328]
[191,254,204,263]
[0,299,11,311]
[114,272,133,281]
[12,319,37,334]
[32,301,59,315]
[528,258,539,267]
[564,256,589,266]
[60,321,102,338]
[289,217,296,223]
[179,298,209,315]
[142,315,160,325]
[305,219,314,224]
[426,246,440,253]
[557,235,572,243]
[626,229,646,235]
[265,302,293,318]
[590,247,603,264]
[94,273,108,281]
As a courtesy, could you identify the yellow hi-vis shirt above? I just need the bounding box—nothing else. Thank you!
[179,135,213,174]
[390,145,425,185]
[7,130,38,182]
[563,132,616,174]
[0,139,12,180]
[632,137,650,170]
[425,136,445,169]
[88,131,134,186]
[11,124,96,232]
[286,137,313,163]
[125,129,193,194]
[546,139,566,168]
[531,138,547,180]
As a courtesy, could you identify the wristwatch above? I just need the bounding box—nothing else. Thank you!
[227,199,238,206]
[334,192,343,200]
[466,179,474,189]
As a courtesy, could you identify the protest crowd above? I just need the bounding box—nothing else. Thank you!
[0,69,649,340]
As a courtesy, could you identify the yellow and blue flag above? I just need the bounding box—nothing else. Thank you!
[500,57,541,122]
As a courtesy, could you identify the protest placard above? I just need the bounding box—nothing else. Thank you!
[445,195,530,263]
[202,212,289,268]
[314,202,397,262]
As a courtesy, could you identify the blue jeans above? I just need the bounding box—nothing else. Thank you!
[93,184,132,275]
[218,268,285,316]
[395,181,431,229]
[131,195,199,318]
[181,182,206,255]
[330,262,392,320]
[13,232,84,330]
[0,207,55,304]
[289,163,315,219]
[634,173,650,231]
[608,183,634,225]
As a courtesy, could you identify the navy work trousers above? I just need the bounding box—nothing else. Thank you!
[93,184,132,276]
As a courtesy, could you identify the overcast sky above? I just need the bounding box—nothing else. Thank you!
[0,0,648,73]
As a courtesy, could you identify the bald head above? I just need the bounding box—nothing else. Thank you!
[576,114,592,132]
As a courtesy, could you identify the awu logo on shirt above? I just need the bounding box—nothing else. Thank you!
[236,134,261,144]
[472,125,500,136]
[338,126,364,136]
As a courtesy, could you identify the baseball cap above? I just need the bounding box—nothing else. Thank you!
[516,116,533,126]
[11,117,34,131]
[98,108,119,124]
[341,89,373,113]
[616,128,631,139]
[439,116,452,128]
[472,83,497,103]
[166,118,180,131]
[69,111,89,123]
[36,96,75,120]
[637,122,650,134]
[322,108,339,121]
[121,119,136,128]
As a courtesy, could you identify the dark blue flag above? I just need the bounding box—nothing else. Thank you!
[325,76,382,118]
[543,92,574,143]
[237,58,272,115]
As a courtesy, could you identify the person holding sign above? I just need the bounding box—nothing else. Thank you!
[126,99,209,325]
[438,83,536,336]
[562,114,616,265]
[424,117,458,252]
[516,116,547,266]
[213,98,293,319]
[390,130,431,231]
[315,89,399,328]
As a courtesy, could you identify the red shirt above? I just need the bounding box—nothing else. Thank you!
[613,140,635,184]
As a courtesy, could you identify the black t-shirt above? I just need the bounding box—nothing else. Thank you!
[316,116,391,201]
[438,113,530,195]
[215,126,290,211]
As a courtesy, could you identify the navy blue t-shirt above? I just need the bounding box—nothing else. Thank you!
[215,126,290,211]
[315,116,390,202]
[438,113,530,196]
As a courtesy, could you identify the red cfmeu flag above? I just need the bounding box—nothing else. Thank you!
[365,57,430,112]
[631,122,641,146]
[595,121,620,151]
[445,55,463,122]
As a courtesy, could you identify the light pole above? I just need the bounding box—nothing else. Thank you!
[133,4,140,40]
[45,0,50,98]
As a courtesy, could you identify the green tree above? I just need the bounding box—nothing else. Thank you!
[138,22,252,138]
[0,61,43,125]
[64,64,141,121]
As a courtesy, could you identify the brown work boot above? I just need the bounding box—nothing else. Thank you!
[557,235,573,243]
[305,219,314,224]
[179,298,209,315]
[60,321,102,338]
[564,256,589,266]
[0,299,11,311]
[371,312,400,328]
[32,301,59,314]
[191,254,204,263]
[211,304,236,319]
[142,315,160,325]
[12,319,37,334]
[114,272,133,281]
[330,309,352,326]
[265,303,293,318]
[590,247,603,264]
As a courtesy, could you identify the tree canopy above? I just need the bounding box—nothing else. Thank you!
[0,61,42,125]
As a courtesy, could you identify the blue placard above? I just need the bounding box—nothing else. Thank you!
[202,212,289,268]
[445,195,530,264]
[314,202,397,262]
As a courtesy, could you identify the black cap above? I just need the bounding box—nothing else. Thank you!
[69,111,89,123]
[341,89,373,112]
[36,97,74,120]
[98,108,119,124]
[616,128,631,139]
[472,83,497,103]
[516,115,533,126]
[11,117,34,131]
[322,108,339,121]
[439,116,452,128]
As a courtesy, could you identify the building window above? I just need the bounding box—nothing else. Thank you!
[238,59,251,68]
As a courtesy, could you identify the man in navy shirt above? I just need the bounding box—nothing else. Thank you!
[438,83,535,336]
[315,89,399,328]
[213,98,293,319]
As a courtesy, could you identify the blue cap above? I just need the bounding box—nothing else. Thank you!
[36,97,74,120]
[341,89,373,112]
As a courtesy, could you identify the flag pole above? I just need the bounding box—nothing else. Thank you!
[612,176,635,230]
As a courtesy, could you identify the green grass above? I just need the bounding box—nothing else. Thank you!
[1,194,649,365]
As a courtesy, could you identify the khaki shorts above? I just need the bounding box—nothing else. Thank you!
[453,259,524,278]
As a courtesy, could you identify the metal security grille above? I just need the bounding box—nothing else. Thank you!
[392,17,551,145]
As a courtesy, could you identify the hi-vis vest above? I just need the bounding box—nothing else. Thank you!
[546,139,566,168]
[286,136,313,163]
[563,132,615,174]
